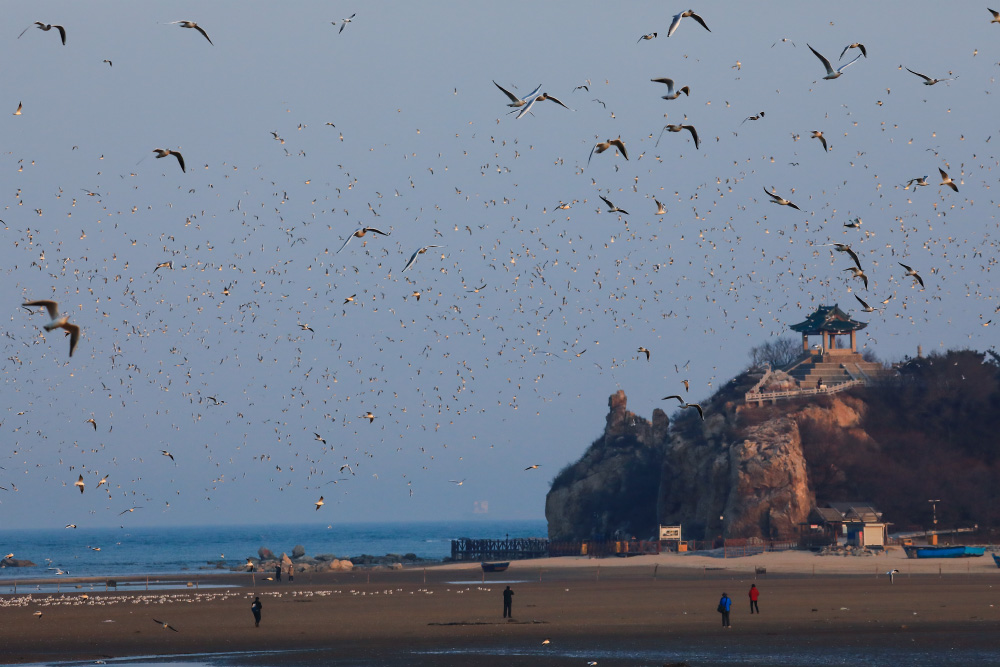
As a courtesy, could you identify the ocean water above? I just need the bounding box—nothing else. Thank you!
[0,519,546,580]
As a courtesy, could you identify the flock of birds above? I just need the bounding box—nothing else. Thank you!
[3,5,999,534]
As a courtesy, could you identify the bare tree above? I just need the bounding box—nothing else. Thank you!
[749,336,800,369]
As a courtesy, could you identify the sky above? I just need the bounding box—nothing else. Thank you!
[1,2,997,530]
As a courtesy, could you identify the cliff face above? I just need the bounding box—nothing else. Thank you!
[545,391,668,541]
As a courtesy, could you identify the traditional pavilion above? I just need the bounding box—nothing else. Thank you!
[789,304,867,356]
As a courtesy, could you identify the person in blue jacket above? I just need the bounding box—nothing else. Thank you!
[718,592,732,628]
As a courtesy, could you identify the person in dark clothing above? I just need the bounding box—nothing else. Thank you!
[749,584,759,613]
[718,592,732,628]
[502,585,514,618]
[275,564,281,582]
[251,596,262,627]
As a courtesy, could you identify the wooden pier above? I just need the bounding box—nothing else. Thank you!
[450,537,549,562]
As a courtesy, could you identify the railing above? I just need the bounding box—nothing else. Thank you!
[745,379,864,404]
[745,364,773,396]
[548,538,800,559]
[450,537,549,562]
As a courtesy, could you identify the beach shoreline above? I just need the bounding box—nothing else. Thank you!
[2,549,998,665]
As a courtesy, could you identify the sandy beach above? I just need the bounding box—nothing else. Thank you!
[2,548,998,666]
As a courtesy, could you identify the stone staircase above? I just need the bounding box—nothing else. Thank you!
[786,353,890,388]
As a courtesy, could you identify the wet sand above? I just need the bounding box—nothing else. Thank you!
[2,549,998,665]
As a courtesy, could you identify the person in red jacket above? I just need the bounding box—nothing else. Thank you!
[749,584,760,614]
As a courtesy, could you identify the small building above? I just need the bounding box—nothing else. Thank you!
[800,502,888,549]
[789,304,867,356]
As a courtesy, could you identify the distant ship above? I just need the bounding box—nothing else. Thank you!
[903,545,985,559]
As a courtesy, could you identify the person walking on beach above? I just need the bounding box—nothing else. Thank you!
[502,585,514,618]
[748,584,759,614]
[275,563,282,582]
[251,596,262,627]
[718,592,732,628]
[288,563,294,582]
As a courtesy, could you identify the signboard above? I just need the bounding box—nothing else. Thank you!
[659,525,682,541]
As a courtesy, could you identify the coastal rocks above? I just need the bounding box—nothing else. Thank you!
[326,559,354,571]
[292,544,305,559]
[0,557,36,568]
[257,546,274,560]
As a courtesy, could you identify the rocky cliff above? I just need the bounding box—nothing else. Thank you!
[546,350,1000,542]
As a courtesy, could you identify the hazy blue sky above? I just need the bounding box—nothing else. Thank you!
[2,2,997,530]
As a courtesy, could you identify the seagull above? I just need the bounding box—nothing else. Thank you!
[839,43,867,60]
[337,13,356,34]
[682,379,690,392]
[525,465,541,471]
[656,124,700,149]
[588,137,628,165]
[13,102,22,116]
[22,300,81,357]
[886,568,899,583]
[85,418,97,431]
[898,262,924,288]
[844,217,862,229]
[314,433,326,445]
[515,91,573,119]
[763,187,800,210]
[904,175,929,189]
[651,78,690,100]
[667,9,711,37]
[664,395,705,420]
[315,496,324,511]
[599,195,628,216]
[33,611,43,619]
[166,21,213,45]
[96,474,109,489]
[119,507,142,516]
[938,167,959,192]
[153,148,185,173]
[336,226,390,253]
[19,22,67,45]
[654,199,666,215]
[360,411,375,423]
[449,479,465,485]
[905,67,957,85]
[637,346,651,361]
[343,294,356,305]
[808,44,863,79]
[811,130,828,152]
[854,294,875,313]
[402,245,443,272]
[65,524,77,529]
[74,475,85,494]
[161,450,175,461]
[493,81,542,109]
[843,266,868,290]
[637,32,657,42]
[831,243,862,271]
[740,111,765,125]
[153,619,180,632]
[154,261,173,272]
[990,7,1000,23]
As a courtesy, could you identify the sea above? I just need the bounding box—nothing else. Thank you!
[0,519,547,583]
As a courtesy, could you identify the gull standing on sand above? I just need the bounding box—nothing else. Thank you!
[166,21,213,45]
[18,22,67,45]
[667,9,711,37]
[808,44,863,79]
[153,148,185,173]
[22,300,81,357]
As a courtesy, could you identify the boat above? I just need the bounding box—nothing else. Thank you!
[903,545,985,559]
[993,553,1000,568]
[480,561,510,573]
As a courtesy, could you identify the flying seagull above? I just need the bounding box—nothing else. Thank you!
[667,9,711,37]
[599,195,629,216]
[763,187,800,210]
[904,175,929,189]
[662,395,704,419]
[808,44,863,79]
[656,124,700,149]
[811,130,828,152]
[337,13,356,33]
[839,43,867,60]
[637,32,657,43]
[990,7,1000,23]
[315,496,324,511]
[525,464,541,470]
[19,22,67,45]
[899,262,924,288]
[741,111,765,125]
[336,226,390,253]
[854,294,875,313]
[587,137,628,165]
[651,78,690,100]
[85,418,97,431]
[637,346,650,361]
[655,199,666,215]
[515,91,573,119]
[493,81,542,110]
[843,266,868,290]
[831,243,863,271]
[153,148,185,173]
[844,217,862,229]
[166,21,213,45]
[905,67,957,86]
[938,167,959,192]
[13,102,22,116]
[402,245,443,272]
[153,619,180,632]
[22,300,80,357]
[74,474,85,494]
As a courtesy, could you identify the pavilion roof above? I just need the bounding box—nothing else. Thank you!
[789,304,867,335]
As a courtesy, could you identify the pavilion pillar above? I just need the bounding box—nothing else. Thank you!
[850,330,856,352]
[802,335,809,352]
